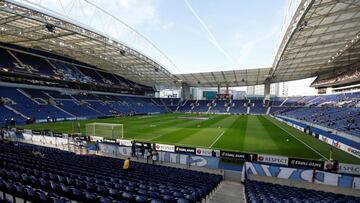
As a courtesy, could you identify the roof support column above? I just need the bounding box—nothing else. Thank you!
[225,85,229,94]
[217,85,220,94]
[181,82,190,101]
[264,81,271,96]
[264,81,271,106]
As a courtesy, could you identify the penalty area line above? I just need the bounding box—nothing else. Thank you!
[209,131,225,148]
[147,134,164,141]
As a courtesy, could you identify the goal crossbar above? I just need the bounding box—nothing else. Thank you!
[86,123,124,139]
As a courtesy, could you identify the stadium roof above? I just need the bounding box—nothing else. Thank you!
[269,0,360,83]
[0,0,359,88]
[170,0,360,87]
[0,0,178,87]
[175,68,271,87]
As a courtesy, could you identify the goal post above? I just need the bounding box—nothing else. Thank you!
[86,123,124,139]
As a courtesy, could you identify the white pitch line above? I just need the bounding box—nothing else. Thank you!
[265,116,328,161]
[209,131,225,148]
[147,134,164,141]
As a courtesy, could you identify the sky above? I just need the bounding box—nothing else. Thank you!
[136,0,289,73]
[19,0,315,96]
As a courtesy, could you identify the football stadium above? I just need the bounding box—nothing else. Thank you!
[0,0,359,203]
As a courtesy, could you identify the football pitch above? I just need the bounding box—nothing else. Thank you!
[18,113,360,164]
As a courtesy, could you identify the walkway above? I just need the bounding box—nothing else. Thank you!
[209,181,246,203]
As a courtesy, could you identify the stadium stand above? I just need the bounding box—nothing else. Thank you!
[1,1,360,203]
[0,85,170,124]
[0,45,153,93]
[0,86,72,122]
[275,107,360,136]
[11,51,56,77]
[1,83,359,138]
[245,180,360,203]
[0,106,24,127]
[249,100,267,114]
[266,92,360,136]
[208,99,228,113]
[0,141,222,203]
[49,59,92,83]
[228,100,248,114]
[176,100,193,113]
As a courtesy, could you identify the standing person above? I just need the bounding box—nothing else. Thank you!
[140,144,145,158]
[123,157,131,170]
[311,167,316,183]
[131,140,136,157]
[211,150,216,157]
[151,144,158,164]
[146,146,152,164]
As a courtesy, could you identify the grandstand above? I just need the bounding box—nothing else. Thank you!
[0,0,359,203]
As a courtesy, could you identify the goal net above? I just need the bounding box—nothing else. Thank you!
[86,123,124,139]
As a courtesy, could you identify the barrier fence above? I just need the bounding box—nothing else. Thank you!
[241,162,360,189]
[3,129,360,190]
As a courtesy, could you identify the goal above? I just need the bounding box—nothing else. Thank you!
[86,123,124,139]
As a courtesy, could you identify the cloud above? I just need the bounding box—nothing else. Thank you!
[119,0,129,8]
[184,0,237,67]
[236,26,279,66]
[234,33,243,41]
[162,22,174,31]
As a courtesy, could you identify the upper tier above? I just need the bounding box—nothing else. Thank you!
[0,43,154,94]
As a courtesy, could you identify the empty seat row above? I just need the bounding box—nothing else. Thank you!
[0,142,222,203]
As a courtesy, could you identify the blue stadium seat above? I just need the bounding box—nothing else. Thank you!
[245,180,360,203]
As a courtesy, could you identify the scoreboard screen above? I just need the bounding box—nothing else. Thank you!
[215,94,233,100]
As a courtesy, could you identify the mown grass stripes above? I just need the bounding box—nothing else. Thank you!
[17,114,360,164]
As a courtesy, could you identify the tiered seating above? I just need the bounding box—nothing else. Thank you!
[0,46,153,93]
[97,71,123,86]
[108,101,134,114]
[77,67,105,84]
[165,98,181,112]
[272,92,360,108]
[191,100,210,112]
[21,88,50,100]
[73,93,99,101]
[151,98,171,112]
[120,97,165,114]
[208,100,226,113]
[270,97,286,106]
[86,101,115,116]
[228,100,247,114]
[11,51,55,76]
[113,75,132,88]
[280,97,304,107]
[0,142,222,203]
[0,106,25,126]
[0,86,71,121]
[245,180,359,203]
[49,60,92,83]
[2,82,359,138]
[249,100,267,114]
[0,48,27,73]
[268,106,287,114]
[278,107,360,136]
[46,91,73,100]
[55,100,102,117]
[177,100,193,112]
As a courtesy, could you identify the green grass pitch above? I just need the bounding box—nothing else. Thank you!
[18,113,360,164]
